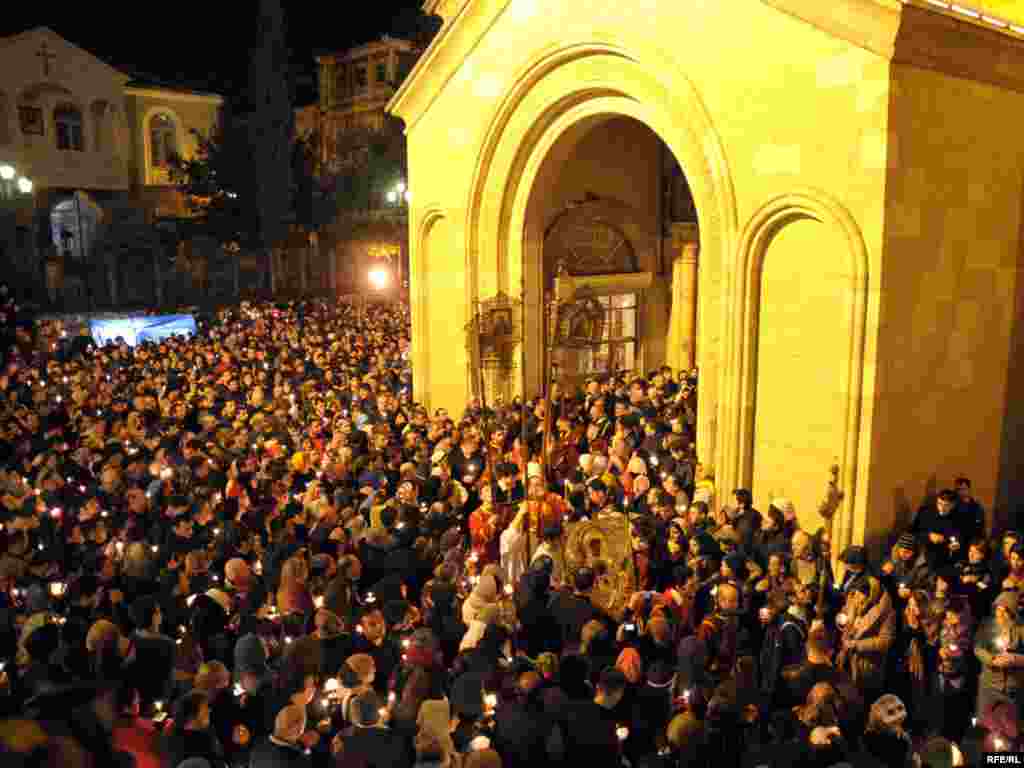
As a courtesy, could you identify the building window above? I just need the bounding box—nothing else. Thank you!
[375,61,387,85]
[54,104,84,151]
[150,114,177,169]
[355,65,368,92]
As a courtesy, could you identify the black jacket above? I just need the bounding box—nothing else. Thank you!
[248,738,312,768]
[339,726,411,768]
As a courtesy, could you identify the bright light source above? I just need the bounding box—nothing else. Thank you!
[386,190,398,204]
[0,165,14,181]
[403,189,411,203]
[368,268,389,290]
[396,181,406,193]
[17,177,32,194]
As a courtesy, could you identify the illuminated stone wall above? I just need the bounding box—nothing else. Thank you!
[393,0,1024,551]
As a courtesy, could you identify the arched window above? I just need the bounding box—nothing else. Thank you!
[150,114,177,169]
[54,104,84,151]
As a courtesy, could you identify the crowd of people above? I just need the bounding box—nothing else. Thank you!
[0,295,1019,768]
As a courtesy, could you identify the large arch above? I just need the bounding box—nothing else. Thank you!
[412,206,449,412]
[460,37,738,483]
[731,189,870,555]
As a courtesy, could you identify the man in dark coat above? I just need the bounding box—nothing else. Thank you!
[249,704,312,768]
[549,567,605,651]
[338,692,410,768]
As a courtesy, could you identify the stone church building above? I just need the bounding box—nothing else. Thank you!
[388,0,1024,552]
[0,26,222,309]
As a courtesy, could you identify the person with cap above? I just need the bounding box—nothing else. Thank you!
[880,531,934,605]
[830,545,870,615]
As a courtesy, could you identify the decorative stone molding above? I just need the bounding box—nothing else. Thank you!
[461,34,739,499]
[388,0,512,132]
[729,189,869,557]
[760,0,903,59]
[412,206,448,413]
[764,0,1024,94]
[893,3,1024,95]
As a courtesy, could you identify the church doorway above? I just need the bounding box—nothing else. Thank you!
[522,115,699,393]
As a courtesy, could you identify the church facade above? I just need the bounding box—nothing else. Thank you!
[388,0,1024,552]
[0,26,222,308]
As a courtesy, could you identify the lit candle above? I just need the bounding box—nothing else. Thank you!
[314,596,325,609]
[617,726,629,742]
[504,584,514,596]
[151,545,159,553]
[484,694,497,711]
[155,700,164,712]
[836,612,849,628]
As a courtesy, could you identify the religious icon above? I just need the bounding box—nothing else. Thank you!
[489,308,513,338]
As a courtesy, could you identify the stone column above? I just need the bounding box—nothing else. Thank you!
[666,223,699,373]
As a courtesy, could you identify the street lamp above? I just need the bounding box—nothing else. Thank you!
[0,163,33,201]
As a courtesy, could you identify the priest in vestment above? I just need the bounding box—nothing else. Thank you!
[469,484,503,567]
[500,471,569,585]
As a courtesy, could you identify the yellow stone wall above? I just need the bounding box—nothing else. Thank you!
[396,0,1024,550]
[402,0,891,543]
[865,62,1024,542]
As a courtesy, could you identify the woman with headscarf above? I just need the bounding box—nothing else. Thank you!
[835,576,895,704]
[462,564,500,626]
[975,590,1024,715]
[276,556,314,617]
[891,590,941,736]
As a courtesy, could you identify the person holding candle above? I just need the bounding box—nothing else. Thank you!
[974,590,1024,716]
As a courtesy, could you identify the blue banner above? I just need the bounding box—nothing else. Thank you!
[89,314,197,347]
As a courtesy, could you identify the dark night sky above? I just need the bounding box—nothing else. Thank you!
[0,0,436,105]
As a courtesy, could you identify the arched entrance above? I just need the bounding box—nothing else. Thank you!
[460,42,738,494]
[522,119,697,393]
